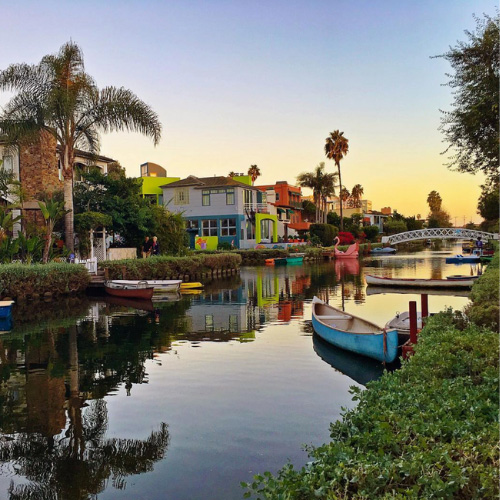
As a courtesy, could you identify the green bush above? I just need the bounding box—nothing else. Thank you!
[362,225,380,241]
[309,224,338,247]
[102,253,242,279]
[0,263,90,299]
[245,312,499,499]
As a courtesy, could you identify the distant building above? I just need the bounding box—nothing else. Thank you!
[363,207,392,232]
[161,175,278,249]
[138,162,179,205]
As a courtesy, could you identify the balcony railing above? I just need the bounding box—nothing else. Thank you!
[244,203,269,213]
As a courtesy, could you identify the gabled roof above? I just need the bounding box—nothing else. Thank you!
[160,175,259,190]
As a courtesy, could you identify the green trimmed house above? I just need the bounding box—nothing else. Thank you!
[139,162,180,204]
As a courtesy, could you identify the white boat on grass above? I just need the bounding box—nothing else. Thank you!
[109,280,182,293]
[365,275,475,289]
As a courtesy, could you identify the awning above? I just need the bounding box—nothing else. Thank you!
[277,208,286,213]
[287,209,295,214]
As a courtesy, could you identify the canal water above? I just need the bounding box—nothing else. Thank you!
[0,245,476,499]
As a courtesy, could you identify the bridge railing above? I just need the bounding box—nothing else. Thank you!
[381,228,499,245]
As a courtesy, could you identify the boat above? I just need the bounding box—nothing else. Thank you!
[0,316,13,334]
[333,237,359,258]
[370,247,397,254]
[265,258,275,265]
[0,301,15,319]
[311,296,399,363]
[385,311,423,344]
[286,255,304,264]
[180,282,204,289]
[480,256,493,263]
[272,257,287,266]
[108,279,182,293]
[446,275,479,280]
[445,255,480,264]
[365,275,475,288]
[366,286,471,297]
[312,335,386,386]
[104,281,155,299]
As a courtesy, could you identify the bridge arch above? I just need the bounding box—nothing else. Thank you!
[381,228,499,245]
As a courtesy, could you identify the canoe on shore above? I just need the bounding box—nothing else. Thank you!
[104,281,155,299]
[365,275,475,288]
[311,296,398,363]
[109,280,182,293]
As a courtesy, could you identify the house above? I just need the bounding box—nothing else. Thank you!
[256,181,308,237]
[160,175,279,249]
[139,162,180,205]
[363,207,392,232]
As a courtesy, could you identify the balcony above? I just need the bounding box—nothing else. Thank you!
[244,203,269,213]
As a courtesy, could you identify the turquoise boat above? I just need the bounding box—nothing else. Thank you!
[286,256,304,264]
[311,297,399,363]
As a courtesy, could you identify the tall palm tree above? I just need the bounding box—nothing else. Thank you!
[339,187,350,210]
[248,164,261,184]
[351,184,364,209]
[297,163,326,222]
[324,131,349,230]
[0,41,162,251]
[320,172,338,223]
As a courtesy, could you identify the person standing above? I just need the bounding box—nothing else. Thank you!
[142,236,152,258]
[150,236,160,256]
[475,236,484,255]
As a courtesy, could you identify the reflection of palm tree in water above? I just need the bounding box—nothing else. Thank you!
[0,326,170,499]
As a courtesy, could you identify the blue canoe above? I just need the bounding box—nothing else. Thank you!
[0,301,14,319]
[370,247,397,254]
[286,256,304,264]
[445,255,480,264]
[311,297,399,363]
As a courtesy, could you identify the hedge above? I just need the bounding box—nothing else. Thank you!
[102,253,242,280]
[245,314,499,498]
[0,263,90,299]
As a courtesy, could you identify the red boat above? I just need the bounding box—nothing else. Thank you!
[104,281,155,299]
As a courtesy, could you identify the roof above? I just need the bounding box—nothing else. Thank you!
[160,175,259,190]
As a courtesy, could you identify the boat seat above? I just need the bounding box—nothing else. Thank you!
[316,314,352,320]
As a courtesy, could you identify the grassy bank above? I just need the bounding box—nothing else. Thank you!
[0,263,90,300]
[102,252,242,280]
[245,255,499,499]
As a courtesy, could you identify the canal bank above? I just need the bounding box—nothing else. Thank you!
[245,251,499,499]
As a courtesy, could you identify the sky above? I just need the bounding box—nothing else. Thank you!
[0,0,496,223]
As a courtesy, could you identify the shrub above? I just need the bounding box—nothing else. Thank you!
[309,224,338,247]
[337,231,354,245]
[362,225,379,241]
[0,263,90,299]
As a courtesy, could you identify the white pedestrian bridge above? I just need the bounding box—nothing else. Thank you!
[381,228,499,245]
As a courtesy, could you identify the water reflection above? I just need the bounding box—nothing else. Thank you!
[0,246,471,499]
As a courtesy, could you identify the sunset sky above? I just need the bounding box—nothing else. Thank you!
[1,0,495,223]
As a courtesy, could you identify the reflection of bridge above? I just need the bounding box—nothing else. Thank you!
[381,228,499,245]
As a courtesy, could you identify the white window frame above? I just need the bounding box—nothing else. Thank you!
[221,218,236,236]
[202,219,218,236]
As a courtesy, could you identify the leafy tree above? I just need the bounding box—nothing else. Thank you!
[339,187,350,209]
[325,130,349,230]
[327,211,341,227]
[427,190,442,212]
[0,41,161,251]
[149,205,188,256]
[383,218,408,235]
[248,165,261,183]
[435,13,499,182]
[427,209,452,228]
[477,183,499,222]
[363,225,379,241]
[405,216,425,231]
[38,198,68,263]
[309,223,337,247]
[301,200,316,221]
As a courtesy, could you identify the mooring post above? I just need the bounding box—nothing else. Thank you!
[421,294,429,319]
[409,301,418,344]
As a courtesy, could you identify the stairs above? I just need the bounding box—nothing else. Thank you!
[88,270,106,288]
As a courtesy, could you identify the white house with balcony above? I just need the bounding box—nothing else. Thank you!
[160,175,279,249]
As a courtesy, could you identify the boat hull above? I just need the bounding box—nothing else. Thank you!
[286,256,304,264]
[104,285,155,299]
[110,280,182,292]
[445,256,480,264]
[0,301,14,319]
[365,275,474,288]
[311,297,398,363]
[370,247,397,254]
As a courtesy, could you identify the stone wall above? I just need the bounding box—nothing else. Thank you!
[19,131,62,200]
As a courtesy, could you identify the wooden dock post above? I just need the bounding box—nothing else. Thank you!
[409,301,418,344]
[421,294,429,319]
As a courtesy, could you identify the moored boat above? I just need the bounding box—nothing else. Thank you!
[110,279,182,293]
[365,275,475,288]
[370,247,397,254]
[180,282,204,289]
[445,255,480,264]
[0,301,15,319]
[273,257,287,266]
[104,281,155,299]
[311,296,399,363]
[286,255,304,264]
[385,311,423,344]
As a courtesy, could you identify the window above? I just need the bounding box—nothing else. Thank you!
[202,190,210,206]
[226,188,235,205]
[275,192,280,201]
[141,164,148,176]
[205,315,214,331]
[244,190,253,205]
[246,220,255,240]
[202,219,217,236]
[186,220,199,230]
[221,218,236,236]
[1,156,13,172]
[229,314,238,332]
[174,188,189,205]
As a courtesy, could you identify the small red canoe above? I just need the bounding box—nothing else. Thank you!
[104,281,155,299]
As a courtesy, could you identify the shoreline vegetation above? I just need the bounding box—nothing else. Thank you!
[244,251,499,499]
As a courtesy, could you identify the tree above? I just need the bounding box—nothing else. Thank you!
[0,41,162,251]
[427,209,452,228]
[351,184,364,208]
[325,130,349,231]
[228,171,236,178]
[339,187,350,209]
[248,165,261,183]
[427,190,442,213]
[435,13,499,183]
[297,163,331,223]
[477,183,499,222]
[38,198,68,263]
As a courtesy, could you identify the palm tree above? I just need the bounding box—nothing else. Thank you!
[0,41,162,251]
[320,172,338,223]
[351,184,364,208]
[228,171,236,178]
[325,131,349,230]
[297,163,325,222]
[427,190,442,213]
[339,187,350,210]
[248,165,261,184]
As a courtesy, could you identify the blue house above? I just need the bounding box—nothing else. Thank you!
[161,175,278,249]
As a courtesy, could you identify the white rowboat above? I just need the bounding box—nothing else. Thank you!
[365,275,475,288]
[109,280,182,293]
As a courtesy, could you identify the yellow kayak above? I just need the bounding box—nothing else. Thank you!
[180,282,204,289]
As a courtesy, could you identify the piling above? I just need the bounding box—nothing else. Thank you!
[409,300,418,344]
[421,294,429,319]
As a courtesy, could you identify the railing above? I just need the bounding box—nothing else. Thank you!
[75,257,98,274]
[244,203,269,213]
[381,228,500,245]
